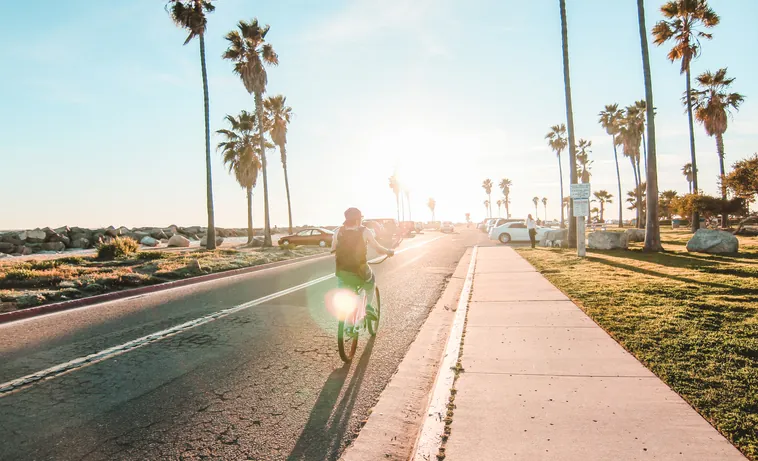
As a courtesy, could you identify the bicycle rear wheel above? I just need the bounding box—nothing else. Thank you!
[338,320,358,362]
[367,287,381,336]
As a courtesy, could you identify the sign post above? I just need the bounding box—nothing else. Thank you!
[570,184,591,257]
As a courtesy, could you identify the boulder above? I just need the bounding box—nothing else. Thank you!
[0,242,15,254]
[47,233,71,247]
[150,228,168,240]
[105,226,120,237]
[140,236,159,247]
[54,226,71,235]
[180,226,202,236]
[249,237,265,247]
[70,237,91,249]
[41,242,66,252]
[16,246,34,256]
[588,232,628,250]
[200,236,224,247]
[1,234,24,246]
[686,229,739,254]
[624,228,645,242]
[168,234,191,248]
[540,229,568,247]
[26,228,47,243]
[0,253,13,260]
[17,230,28,241]
[118,226,131,236]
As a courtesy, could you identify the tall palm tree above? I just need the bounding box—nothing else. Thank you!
[690,68,745,226]
[559,0,578,246]
[634,99,649,180]
[638,0,663,251]
[404,188,412,221]
[541,197,548,222]
[217,111,262,243]
[653,0,720,233]
[545,124,568,228]
[428,198,436,222]
[483,200,490,218]
[263,94,293,234]
[618,106,644,228]
[388,174,401,222]
[592,190,613,223]
[222,19,279,246]
[499,178,512,218]
[496,199,503,217]
[575,139,593,184]
[658,190,679,220]
[627,182,647,225]
[166,0,217,249]
[482,179,493,217]
[532,197,540,218]
[599,104,625,228]
[682,162,694,193]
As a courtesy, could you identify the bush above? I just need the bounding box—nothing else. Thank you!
[97,237,139,260]
[4,268,35,280]
[135,251,168,261]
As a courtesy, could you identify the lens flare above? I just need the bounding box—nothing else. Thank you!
[326,288,359,321]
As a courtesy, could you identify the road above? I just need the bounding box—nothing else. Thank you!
[0,230,485,461]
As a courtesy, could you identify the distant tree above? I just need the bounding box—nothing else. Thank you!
[465,213,471,224]
[542,197,548,221]
[592,190,613,222]
[389,173,401,222]
[658,190,679,220]
[723,154,758,206]
[263,94,294,233]
[682,163,694,193]
[599,104,625,228]
[482,179,493,217]
[545,124,568,228]
[575,139,593,184]
[427,198,436,222]
[672,194,746,222]
[627,182,647,225]
[499,178,512,218]
[496,199,503,217]
[483,200,490,218]
[532,196,540,217]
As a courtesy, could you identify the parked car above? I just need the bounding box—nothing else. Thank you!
[278,228,334,247]
[399,221,416,236]
[440,221,455,233]
[364,218,399,247]
[489,222,549,244]
[414,222,424,233]
[484,218,522,233]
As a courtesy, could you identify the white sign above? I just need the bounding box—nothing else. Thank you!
[570,183,591,200]
[573,199,590,217]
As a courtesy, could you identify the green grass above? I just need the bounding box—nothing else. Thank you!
[0,246,328,312]
[517,229,758,460]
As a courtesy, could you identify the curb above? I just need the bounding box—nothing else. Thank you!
[0,252,331,325]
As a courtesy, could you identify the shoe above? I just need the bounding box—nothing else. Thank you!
[365,305,378,321]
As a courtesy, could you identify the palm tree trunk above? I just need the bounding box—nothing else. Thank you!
[406,192,412,221]
[281,147,293,234]
[612,137,623,228]
[395,193,400,222]
[560,0,578,247]
[717,133,727,227]
[685,65,700,232]
[641,128,648,182]
[505,195,510,218]
[638,0,662,251]
[543,203,547,221]
[255,92,272,247]
[600,202,605,222]
[630,156,640,226]
[199,35,216,250]
[246,186,253,243]
[558,155,565,228]
[488,193,492,218]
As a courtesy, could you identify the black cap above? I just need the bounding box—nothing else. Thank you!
[344,207,362,223]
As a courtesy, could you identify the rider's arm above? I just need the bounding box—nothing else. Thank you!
[364,227,392,255]
[331,227,340,253]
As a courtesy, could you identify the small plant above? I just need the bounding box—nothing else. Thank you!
[135,251,168,261]
[4,268,35,280]
[58,256,85,265]
[97,237,139,260]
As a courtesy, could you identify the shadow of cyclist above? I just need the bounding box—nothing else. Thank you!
[287,337,376,461]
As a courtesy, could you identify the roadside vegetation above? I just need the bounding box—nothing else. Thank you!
[517,229,758,459]
[0,246,328,313]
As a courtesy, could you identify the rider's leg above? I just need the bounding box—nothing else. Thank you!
[363,267,377,319]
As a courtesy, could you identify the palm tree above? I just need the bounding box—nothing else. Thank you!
[263,94,293,234]
[496,199,503,217]
[166,0,217,249]
[499,178,513,218]
[404,188,412,222]
[559,0,579,246]
[690,68,745,226]
[222,18,279,246]
[545,124,568,228]
[575,139,593,184]
[599,104,625,228]
[627,183,647,225]
[217,111,262,243]
[532,197,540,218]
[562,197,571,224]
[483,200,490,218]
[618,106,644,228]
[428,198,436,222]
[638,0,663,251]
[682,162,694,193]
[592,190,613,223]
[653,0,720,233]
[482,179,493,217]
[465,213,471,224]
[542,197,548,222]
[634,99,649,180]
[659,190,679,220]
[389,173,401,222]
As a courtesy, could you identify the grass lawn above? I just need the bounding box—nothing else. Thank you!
[517,229,758,460]
[0,246,328,313]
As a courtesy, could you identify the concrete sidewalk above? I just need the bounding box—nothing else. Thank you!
[444,246,745,460]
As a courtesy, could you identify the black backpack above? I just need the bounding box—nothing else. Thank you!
[335,226,368,274]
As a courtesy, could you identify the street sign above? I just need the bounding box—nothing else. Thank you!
[573,199,590,217]
[570,183,591,200]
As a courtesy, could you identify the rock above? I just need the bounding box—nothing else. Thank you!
[200,236,224,247]
[187,259,202,272]
[686,229,739,254]
[118,226,131,236]
[0,253,13,260]
[588,232,628,250]
[736,225,758,237]
[624,228,645,242]
[26,228,47,243]
[1,234,24,246]
[105,226,120,237]
[41,242,66,252]
[249,237,265,247]
[140,236,159,247]
[54,226,71,235]
[16,246,34,256]
[42,227,58,238]
[70,237,91,249]
[540,229,568,247]
[17,230,28,241]
[0,242,14,254]
[59,281,77,288]
[168,234,191,247]
[47,233,71,246]
[150,228,168,240]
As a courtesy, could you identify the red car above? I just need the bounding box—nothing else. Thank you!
[278,228,334,247]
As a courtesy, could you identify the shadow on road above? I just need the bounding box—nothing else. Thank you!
[287,338,376,461]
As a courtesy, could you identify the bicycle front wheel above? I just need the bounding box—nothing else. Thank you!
[338,320,357,362]
[367,287,381,336]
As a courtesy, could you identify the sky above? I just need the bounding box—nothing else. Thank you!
[1,0,756,229]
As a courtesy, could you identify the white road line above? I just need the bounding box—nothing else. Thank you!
[0,234,447,396]
[412,245,477,460]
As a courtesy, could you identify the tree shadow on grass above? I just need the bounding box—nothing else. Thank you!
[287,338,376,461]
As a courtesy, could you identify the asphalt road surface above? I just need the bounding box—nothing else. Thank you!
[0,230,486,461]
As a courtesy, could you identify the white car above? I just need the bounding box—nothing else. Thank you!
[440,221,455,233]
[489,222,549,244]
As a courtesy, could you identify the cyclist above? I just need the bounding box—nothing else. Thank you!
[331,207,394,320]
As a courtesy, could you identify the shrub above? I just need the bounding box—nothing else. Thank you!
[57,256,85,265]
[97,237,139,260]
[135,251,168,261]
[4,268,35,280]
